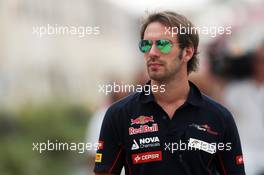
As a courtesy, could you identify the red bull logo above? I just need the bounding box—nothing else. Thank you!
[131,115,154,125]
[129,124,158,135]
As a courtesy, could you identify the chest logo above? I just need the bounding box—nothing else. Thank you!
[132,151,162,164]
[131,137,160,150]
[131,115,154,125]
[129,124,158,135]
[189,123,219,136]
[188,138,216,154]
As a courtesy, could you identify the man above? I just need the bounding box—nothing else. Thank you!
[94,11,245,175]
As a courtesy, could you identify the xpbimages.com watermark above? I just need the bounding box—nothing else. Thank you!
[162,24,232,38]
[164,139,232,154]
[32,24,100,37]
[98,82,165,95]
[32,140,100,154]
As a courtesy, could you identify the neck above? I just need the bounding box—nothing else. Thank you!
[151,73,190,105]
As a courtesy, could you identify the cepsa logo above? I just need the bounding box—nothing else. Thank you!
[132,151,162,164]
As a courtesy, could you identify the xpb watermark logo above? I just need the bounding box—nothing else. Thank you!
[32,24,100,38]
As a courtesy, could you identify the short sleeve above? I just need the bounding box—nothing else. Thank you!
[216,110,246,175]
[93,106,125,174]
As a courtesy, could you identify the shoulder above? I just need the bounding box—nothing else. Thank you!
[105,92,141,116]
[201,94,232,118]
[201,94,236,131]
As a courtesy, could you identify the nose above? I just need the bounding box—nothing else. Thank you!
[148,43,161,57]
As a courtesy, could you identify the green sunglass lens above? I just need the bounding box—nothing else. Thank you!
[139,40,152,53]
[156,40,172,53]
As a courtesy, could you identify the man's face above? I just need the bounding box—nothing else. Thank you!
[143,22,184,82]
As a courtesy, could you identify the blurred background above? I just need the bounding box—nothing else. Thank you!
[0,0,264,174]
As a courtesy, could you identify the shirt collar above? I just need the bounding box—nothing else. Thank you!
[139,80,203,107]
[140,80,155,104]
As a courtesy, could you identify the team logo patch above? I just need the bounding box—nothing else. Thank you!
[188,138,216,154]
[132,151,162,164]
[95,153,102,163]
[129,123,158,135]
[131,137,160,150]
[189,123,219,135]
[97,141,104,150]
[131,115,154,125]
[236,155,244,165]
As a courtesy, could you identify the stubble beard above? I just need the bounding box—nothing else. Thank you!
[147,51,183,83]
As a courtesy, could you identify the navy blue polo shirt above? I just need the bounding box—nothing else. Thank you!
[94,81,245,175]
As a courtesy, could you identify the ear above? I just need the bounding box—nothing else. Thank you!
[182,46,194,63]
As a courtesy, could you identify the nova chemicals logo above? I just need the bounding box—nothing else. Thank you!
[131,137,160,150]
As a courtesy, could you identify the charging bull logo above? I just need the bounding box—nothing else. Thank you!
[131,116,154,125]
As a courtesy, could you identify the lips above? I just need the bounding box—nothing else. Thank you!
[148,62,163,68]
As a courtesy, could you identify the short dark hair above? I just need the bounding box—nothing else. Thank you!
[140,11,199,74]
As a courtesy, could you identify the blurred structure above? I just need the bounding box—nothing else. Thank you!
[223,43,264,175]
[0,0,140,110]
